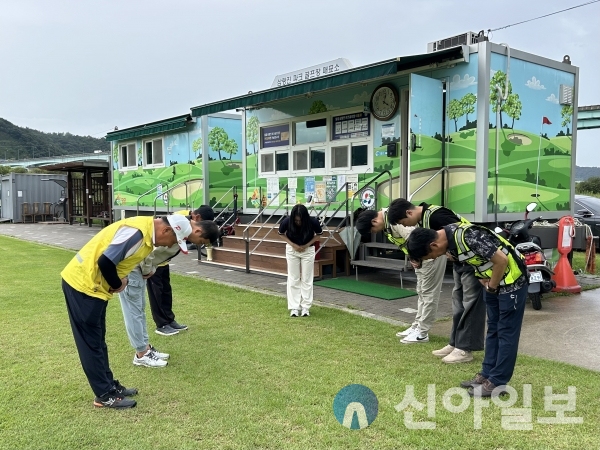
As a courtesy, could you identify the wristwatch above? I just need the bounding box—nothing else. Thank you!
[486,284,499,294]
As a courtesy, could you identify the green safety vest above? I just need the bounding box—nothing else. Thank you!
[421,205,470,229]
[382,210,409,253]
[452,223,524,286]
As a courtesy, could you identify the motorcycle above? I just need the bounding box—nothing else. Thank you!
[495,202,556,310]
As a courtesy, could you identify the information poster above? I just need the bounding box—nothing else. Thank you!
[267,177,280,207]
[315,181,327,203]
[346,174,358,199]
[332,112,370,140]
[261,124,290,148]
[304,177,315,203]
[326,176,337,203]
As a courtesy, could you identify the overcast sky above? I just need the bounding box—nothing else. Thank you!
[1,0,598,166]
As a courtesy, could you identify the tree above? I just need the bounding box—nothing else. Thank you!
[561,105,573,136]
[308,100,327,114]
[208,127,229,162]
[460,93,477,124]
[112,143,119,167]
[246,115,259,155]
[223,138,238,160]
[447,99,463,132]
[504,93,522,129]
[490,71,512,128]
[192,136,202,160]
[137,144,142,166]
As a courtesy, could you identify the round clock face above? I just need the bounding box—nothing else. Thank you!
[370,84,399,121]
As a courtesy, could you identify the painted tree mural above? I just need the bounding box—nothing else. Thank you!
[246,115,259,155]
[224,138,238,160]
[308,100,327,114]
[504,93,522,129]
[447,98,463,132]
[192,136,202,160]
[561,105,573,136]
[208,127,229,162]
[461,93,476,124]
[490,70,513,128]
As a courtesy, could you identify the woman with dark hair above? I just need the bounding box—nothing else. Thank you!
[278,204,323,317]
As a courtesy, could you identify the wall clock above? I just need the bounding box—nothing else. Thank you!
[370,83,399,121]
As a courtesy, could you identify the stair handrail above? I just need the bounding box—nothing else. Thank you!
[242,184,289,272]
[407,167,448,202]
[136,183,169,216]
[152,177,204,216]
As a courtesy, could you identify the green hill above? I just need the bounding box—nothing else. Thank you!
[0,118,108,160]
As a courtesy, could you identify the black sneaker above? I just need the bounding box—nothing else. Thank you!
[93,392,137,409]
[170,320,188,331]
[114,380,138,397]
[155,325,179,336]
[468,379,508,397]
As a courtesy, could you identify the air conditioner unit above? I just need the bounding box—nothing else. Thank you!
[427,31,480,53]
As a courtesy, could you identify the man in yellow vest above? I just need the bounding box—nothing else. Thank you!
[407,223,528,397]
[61,215,195,409]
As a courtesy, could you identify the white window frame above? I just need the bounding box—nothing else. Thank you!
[256,107,374,177]
[142,137,165,168]
[260,151,276,175]
[119,142,137,171]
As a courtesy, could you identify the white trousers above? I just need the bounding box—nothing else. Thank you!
[412,255,447,333]
[285,243,315,310]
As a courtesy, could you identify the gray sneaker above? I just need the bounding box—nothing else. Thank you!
[155,325,179,336]
[170,320,188,331]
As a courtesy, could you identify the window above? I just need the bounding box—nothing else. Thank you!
[351,144,368,166]
[310,147,325,170]
[293,149,308,171]
[261,153,274,173]
[120,143,136,169]
[276,152,289,171]
[143,138,163,166]
[331,145,349,169]
[294,118,327,145]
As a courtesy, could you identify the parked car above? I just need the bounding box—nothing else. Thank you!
[574,195,600,249]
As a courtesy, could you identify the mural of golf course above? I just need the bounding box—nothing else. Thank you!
[486,128,571,213]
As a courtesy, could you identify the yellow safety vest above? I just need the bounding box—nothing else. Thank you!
[61,217,155,300]
[421,205,470,229]
[452,223,524,286]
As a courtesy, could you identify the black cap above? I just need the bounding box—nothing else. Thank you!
[193,205,215,221]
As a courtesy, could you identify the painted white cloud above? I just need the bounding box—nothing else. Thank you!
[326,104,340,111]
[349,91,370,104]
[449,74,476,90]
[546,93,559,104]
[526,76,546,90]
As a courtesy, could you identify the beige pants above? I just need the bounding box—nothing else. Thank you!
[412,255,447,333]
[285,243,315,310]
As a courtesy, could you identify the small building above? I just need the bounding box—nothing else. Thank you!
[0,173,67,223]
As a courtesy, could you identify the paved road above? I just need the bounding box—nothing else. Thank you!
[1,222,599,372]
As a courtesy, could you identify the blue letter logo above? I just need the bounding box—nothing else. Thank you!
[333,384,378,429]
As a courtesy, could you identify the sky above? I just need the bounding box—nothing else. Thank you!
[1,0,599,166]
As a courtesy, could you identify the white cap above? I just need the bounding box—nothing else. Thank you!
[166,214,193,254]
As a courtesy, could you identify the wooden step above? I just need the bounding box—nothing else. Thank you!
[363,242,399,250]
[351,257,407,271]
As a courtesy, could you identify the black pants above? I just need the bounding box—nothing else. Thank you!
[62,279,115,397]
[146,265,175,328]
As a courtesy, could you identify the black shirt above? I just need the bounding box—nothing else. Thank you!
[278,217,323,246]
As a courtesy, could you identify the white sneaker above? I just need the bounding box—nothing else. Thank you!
[442,348,473,364]
[432,344,455,357]
[149,345,169,360]
[133,350,168,368]
[396,324,419,337]
[400,332,429,344]
[290,309,299,317]
[301,308,310,317]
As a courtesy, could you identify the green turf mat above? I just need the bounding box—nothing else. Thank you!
[314,278,416,300]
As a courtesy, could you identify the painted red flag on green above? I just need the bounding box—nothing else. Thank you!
[542,117,552,125]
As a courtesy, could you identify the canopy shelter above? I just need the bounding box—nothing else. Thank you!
[39,160,112,227]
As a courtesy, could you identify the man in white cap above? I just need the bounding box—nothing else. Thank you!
[118,217,219,368]
[60,215,200,409]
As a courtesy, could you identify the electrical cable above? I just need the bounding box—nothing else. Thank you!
[488,0,600,32]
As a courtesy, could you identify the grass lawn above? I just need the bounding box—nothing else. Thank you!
[1,235,600,449]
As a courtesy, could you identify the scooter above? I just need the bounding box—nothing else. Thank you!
[495,202,555,310]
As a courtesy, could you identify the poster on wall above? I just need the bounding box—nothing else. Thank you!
[315,181,327,203]
[346,174,358,199]
[267,177,280,207]
[332,112,370,140]
[326,176,337,202]
[381,123,395,139]
[261,124,290,148]
[304,176,315,203]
